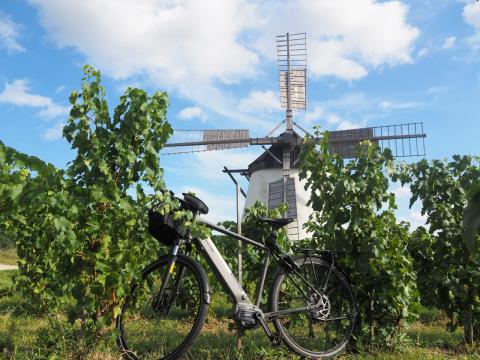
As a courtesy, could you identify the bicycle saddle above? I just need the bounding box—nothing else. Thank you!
[182,193,209,215]
[258,217,294,229]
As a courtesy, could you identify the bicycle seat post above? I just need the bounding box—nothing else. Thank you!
[263,228,279,255]
[258,217,293,254]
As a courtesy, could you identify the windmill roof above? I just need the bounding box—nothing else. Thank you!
[248,131,303,175]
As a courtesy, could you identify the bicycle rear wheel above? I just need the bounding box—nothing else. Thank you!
[117,254,209,360]
[269,255,356,359]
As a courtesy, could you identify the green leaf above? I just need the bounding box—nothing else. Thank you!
[463,187,480,255]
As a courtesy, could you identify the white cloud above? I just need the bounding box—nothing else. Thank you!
[302,105,325,124]
[463,2,480,49]
[165,149,259,223]
[320,92,372,111]
[336,120,364,130]
[178,106,208,122]
[300,104,363,131]
[180,185,239,224]
[29,0,264,127]
[190,150,258,181]
[238,90,280,113]
[299,93,370,128]
[255,0,420,81]
[30,0,261,83]
[309,40,368,81]
[417,46,429,58]
[299,91,420,133]
[442,36,456,50]
[42,122,64,141]
[0,12,25,53]
[408,210,427,229]
[326,114,343,125]
[163,148,259,183]
[0,79,69,120]
[427,86,448,94]
[379,100,421,110]
[391,185,411,199]
[29,0,420,125]
[55,85,66,93]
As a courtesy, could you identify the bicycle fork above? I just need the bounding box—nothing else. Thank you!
[152,244,185,313]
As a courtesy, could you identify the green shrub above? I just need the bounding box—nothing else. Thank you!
[395,156,480,344]
[0,233,14,250]
[0,65,184,336]
[299,129,419,349]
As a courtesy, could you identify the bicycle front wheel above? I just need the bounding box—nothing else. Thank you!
[269,255,356,359]
[117,254,209,360]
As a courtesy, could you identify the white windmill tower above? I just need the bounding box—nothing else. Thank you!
[163,33,426,240]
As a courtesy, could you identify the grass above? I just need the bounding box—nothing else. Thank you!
[0,270,16,289]
[0,248,17,266]
[0,272,479,359]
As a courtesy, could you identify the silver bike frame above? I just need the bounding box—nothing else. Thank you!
[195,217,270,307]
[194,217,324,318]
[164,215,335,326]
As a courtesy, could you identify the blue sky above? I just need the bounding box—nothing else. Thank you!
[0,0,479,225]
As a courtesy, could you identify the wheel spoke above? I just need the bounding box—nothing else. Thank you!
[271,256,356,358]
[117,256,208,360]
[308,317,315,339]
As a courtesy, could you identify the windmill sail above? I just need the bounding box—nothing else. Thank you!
[279,69,306,110]
[327,122,426,158]
[277,33,307,110]
[163,129,251,155]
[328,127,376,158]
[203,130,250,151]
[164,123,426,158]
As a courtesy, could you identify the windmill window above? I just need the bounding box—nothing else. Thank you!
[268,178,297,219]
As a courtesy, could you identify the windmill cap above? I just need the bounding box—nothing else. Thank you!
[248,131,303,175]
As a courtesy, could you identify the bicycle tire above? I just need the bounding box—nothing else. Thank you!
[117,254,209,360]
[269,255,356,359]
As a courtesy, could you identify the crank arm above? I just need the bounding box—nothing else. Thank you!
[254,313,282,346]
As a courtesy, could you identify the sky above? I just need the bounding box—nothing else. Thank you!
[0,0,479,227]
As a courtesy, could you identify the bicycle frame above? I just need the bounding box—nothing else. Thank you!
[187,217,325,321]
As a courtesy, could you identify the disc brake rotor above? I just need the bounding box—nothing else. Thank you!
[308,293,331,320]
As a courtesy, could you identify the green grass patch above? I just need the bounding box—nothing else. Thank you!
[0,248,18,266]
[0,269,16,288]
[0,289,479,359]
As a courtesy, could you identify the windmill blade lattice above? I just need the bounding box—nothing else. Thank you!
[276,32,307,185]
[163,129,252,155]
[327,122,426,158]
[277,33,307,111]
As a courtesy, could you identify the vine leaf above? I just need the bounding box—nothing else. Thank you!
[463,184,480,255]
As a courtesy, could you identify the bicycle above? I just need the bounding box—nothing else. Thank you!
[116,193,357,359]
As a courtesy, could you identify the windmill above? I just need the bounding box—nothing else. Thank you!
[163,33,426,240]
